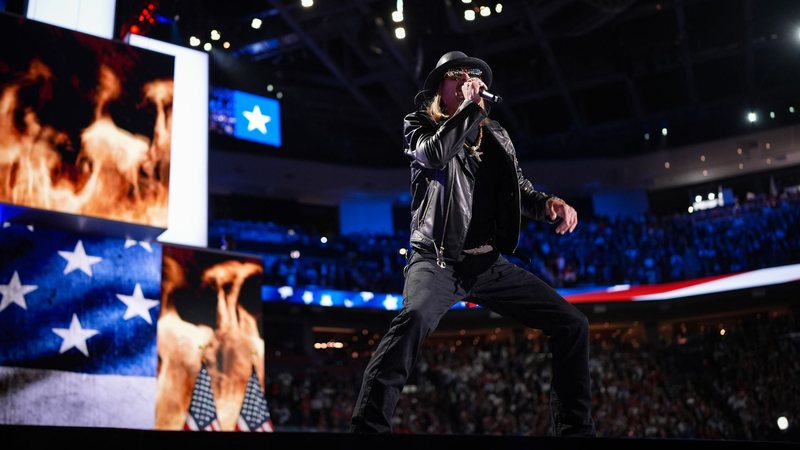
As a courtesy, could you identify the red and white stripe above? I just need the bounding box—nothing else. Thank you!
[563,262,800,303]
[235,415,274,432]
[184,415,222,431]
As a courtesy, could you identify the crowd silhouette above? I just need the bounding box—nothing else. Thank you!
[210,192,800,292]
[209,192,800,439]
[263,311,798,440]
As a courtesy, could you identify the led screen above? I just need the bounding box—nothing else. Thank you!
[210,87,282,148]
[0,13,175,228]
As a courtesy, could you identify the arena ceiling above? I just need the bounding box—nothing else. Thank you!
[122,0,800,167]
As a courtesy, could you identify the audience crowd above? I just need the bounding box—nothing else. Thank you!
[264,312,799,440]
[210,193,800,292]
[216,193,800,439]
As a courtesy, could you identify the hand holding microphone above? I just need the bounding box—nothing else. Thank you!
[461,77,503,105]
[479,88,502,103]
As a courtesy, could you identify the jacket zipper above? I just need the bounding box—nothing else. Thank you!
[435,167,454,268]
[498,132,522,255]
[418,179,433,229]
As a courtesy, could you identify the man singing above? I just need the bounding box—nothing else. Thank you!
[352,51,595,437]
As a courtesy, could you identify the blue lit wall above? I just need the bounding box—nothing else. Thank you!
[339,198,394,236]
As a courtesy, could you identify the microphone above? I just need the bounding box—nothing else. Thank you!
[480,88,503,103]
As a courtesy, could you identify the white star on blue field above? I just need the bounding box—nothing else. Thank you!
[234,90,282,147]
[0,223,162,375]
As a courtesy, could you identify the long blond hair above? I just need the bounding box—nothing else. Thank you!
[424,92,449,123]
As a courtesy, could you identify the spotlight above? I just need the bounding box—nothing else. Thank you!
[394,26,406,39]
[251,18,262,29]
[276,92,284,99]
[189,36,201,47]
[747,111,757,123]
[267,84,274,92]
[301,0,313,7]
[223,41,230,49]
[495,3,503,13]
[661,127,668,136]
[210,30,221,41]
[480,6,491,16]
[708,193,715,200]
[664,162,670,169]
[465,9,476,20]
[695,195,702,202]
[777,416,789,431]
[203,42,212,51]
[392,10,403,22]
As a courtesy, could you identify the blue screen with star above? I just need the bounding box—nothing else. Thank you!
[0,222,161,376]
[209,87,282,148]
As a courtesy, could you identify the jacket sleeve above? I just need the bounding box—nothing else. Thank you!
[513,148,555,223]
[403,100,487,170]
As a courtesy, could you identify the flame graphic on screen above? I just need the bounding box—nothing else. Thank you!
[0,59,172,227]
[156,256,265,431]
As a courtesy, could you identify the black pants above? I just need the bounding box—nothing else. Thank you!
[351,249,595,436]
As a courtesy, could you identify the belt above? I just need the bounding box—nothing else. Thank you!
[462,244,494,255]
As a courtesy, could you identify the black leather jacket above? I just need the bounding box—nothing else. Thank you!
[404,100,554,268]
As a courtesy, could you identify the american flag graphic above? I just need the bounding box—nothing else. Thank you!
[235,366,274,432]
[0,222,161,428]
[184,363,222,431]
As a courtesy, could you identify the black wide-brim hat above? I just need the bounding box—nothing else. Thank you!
[422,50,493,95]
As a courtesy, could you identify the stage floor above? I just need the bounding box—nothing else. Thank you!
[3,424,798,450]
